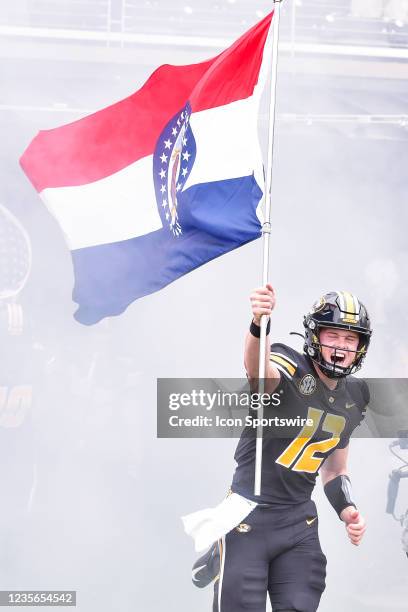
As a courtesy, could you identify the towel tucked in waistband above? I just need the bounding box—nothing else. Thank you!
[181,493,258,552]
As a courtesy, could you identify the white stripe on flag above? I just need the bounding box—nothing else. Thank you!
[40,96,264,251]
[41,155,161,250]
[185,97,260,191]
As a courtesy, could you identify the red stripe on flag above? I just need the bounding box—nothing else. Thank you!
[190,13,272,113]
[20,59,216,192]
[20,13,272,192]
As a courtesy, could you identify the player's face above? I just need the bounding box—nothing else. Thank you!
[319,328,360,369]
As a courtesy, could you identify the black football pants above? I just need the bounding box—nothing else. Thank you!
[213,499,326,612]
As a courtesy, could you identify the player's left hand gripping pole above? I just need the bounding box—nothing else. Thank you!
[254,0,283,497]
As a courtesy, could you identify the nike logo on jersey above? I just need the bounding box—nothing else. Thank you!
[345,402,356,410]
[306,517,317,526]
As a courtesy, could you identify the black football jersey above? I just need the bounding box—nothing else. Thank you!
[231,343,369,505]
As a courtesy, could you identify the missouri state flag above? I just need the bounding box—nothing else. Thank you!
[20,13,273,324]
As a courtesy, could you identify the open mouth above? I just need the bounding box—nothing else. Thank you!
[330,351,346,365]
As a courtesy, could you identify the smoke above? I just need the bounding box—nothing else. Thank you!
[0,2,407,611]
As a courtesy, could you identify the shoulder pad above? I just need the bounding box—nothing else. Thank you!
[269,343,299,380]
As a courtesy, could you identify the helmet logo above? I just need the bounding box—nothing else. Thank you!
[298,374,317,395]
[311,297,326,314]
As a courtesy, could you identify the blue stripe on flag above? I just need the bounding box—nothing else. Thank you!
[72,174,262,324]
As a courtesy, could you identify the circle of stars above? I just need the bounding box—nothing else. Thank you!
[156,107,194,237]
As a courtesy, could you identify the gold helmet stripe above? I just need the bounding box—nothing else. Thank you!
[352,293,361,316]
[346,291,360,317]
[335,290,346,314]
[338,291,359,323]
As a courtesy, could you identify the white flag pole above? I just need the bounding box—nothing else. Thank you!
[254,0,283,497]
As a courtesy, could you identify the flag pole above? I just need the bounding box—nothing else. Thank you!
[254,0,283,496]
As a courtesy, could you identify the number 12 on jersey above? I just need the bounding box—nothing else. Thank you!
[276,407,346,473]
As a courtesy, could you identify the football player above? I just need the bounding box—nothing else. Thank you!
[192,285,372,612]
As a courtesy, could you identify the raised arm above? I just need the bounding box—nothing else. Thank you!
[244,283,280,381]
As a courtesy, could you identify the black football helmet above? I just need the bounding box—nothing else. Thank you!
[303,291,372,378]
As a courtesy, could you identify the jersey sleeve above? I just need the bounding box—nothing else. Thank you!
[353,379,370,426]
[336,379,370,449]
[361,379,370,406]
[269,343,299,381]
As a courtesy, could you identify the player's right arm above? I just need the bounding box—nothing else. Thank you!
[244,283,281,382]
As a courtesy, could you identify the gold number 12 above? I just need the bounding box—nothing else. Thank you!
[276,407,346,473]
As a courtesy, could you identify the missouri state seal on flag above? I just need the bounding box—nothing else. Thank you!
[153,102,196,237]
[20,13,273,325]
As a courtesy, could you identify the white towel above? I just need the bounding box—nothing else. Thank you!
[182,493,258,552]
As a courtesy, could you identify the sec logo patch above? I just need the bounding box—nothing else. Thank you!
[298,374,317,395]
